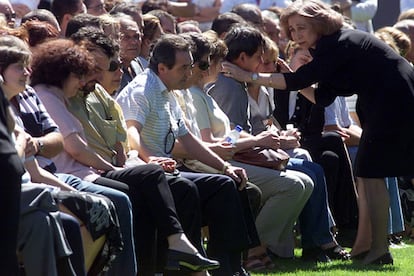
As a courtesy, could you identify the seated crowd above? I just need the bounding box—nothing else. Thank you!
[0,0,412,275]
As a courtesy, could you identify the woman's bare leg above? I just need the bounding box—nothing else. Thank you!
[351,178,372,257]
[358,177,390,264]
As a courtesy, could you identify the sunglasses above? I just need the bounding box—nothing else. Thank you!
[198,60,210,71]
[108,60,121,72]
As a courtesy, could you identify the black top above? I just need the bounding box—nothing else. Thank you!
[0,86,17,155]
[283,29,414,177]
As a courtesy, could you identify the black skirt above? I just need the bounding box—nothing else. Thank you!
[355,129,414,178]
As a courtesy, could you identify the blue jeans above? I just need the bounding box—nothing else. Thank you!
[56,173,136,276]
[287,158,334,248]
[386,177,405,234]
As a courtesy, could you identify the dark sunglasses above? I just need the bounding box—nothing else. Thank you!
[198,60,210,71]
[108,60,121,72]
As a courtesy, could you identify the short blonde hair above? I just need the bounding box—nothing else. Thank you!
[280,0,343,41]
[263,35,279,62]
[375,26,411,57]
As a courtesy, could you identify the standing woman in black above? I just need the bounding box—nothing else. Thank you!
[221,0,414,265]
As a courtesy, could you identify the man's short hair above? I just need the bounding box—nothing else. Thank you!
[211,12,246,37]
[148,33,191,74]
[181,32,211,63]
[224,24,264,62]
[70,26,118,59]
[65,13,102,37]
[21,9,60,31]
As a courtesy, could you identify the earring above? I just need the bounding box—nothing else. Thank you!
[0,74,4,84]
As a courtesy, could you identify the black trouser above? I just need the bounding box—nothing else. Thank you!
[95,164,201,276]
[0,153,24,276]
[302,132,358,229]
[178,169,259,276]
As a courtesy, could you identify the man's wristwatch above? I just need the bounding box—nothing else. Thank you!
[251,73,259,82]
[37,139,44,154]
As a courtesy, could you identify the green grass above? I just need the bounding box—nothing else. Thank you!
[251,242,414,276]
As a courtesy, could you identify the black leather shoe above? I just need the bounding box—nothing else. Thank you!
[165,249,220,271]
[368,252,394,265]
[351,251,369,260]
[302,247,331,263]
[323,245,351,261]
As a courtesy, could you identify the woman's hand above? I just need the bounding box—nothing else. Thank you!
[221,61,253,82]
[289,49,313,71]
[323,125,350,141]
[279,135,300,149]
[24,134,39,158]
[277,58,293,73]
[254,131,280,150]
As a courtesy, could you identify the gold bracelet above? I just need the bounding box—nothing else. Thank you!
[221,162,231,174]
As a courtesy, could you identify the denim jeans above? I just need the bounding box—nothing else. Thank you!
[287,158,334,248]
[56,173,137,275]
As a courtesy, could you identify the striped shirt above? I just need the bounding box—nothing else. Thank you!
[116,68,188,157]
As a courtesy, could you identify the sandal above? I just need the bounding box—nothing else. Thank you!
[323,245,351,261]
[258,253,276,269]
[243,255,266,272]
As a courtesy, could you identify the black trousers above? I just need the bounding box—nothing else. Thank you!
[302,132,358,229]
[0,153,24,276]
[178,169,259,276]
[95,164,201,276]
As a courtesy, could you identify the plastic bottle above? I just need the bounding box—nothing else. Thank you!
[225,125,243,145]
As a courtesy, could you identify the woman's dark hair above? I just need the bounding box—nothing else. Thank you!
[181,32,212,63]
[22,20,59,47]
[30,38,95,88]
[148,34,191,74]
[203,30,228,63]
[211,12,246,37]
[0,35,31,75]
[224,24,264,62]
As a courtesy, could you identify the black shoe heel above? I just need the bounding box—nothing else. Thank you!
[369,252,393,265]
[165,249,220,271]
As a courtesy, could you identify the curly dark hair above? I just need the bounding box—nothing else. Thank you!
[30,38,96,88]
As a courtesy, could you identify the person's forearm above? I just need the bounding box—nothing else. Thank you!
[70,147,114,171]
[180,133,226,171]
[36,132,64,158]
[171,140,193,159]
[65,134,115,171]
[25,159,76,191]
[126,124,153,162]
[14,128,27,158]
[253,73,287,90]
[168,1,196,17]
[190,6,220,22]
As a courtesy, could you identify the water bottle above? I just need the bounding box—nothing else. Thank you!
[225,125,243,145]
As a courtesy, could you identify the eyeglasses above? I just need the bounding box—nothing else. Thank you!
[164,122,176,154]
[198,60,210,71]
[120,33,141,41]
[108,60,120,72]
